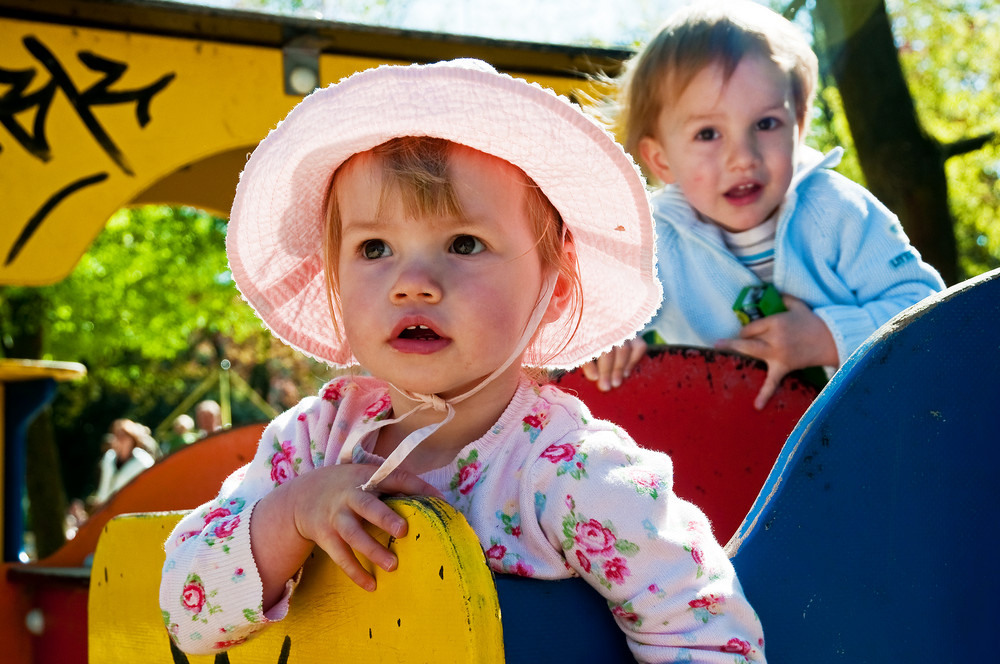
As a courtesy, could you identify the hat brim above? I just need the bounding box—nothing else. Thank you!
[227,59,660,369]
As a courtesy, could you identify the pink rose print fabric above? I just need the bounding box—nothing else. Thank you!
[269,438,301,487]
[485,537,535,577]
[362,393,391,422]
[160,376,765,662]
[521,402,549,443]
[449,450,486,497]
[560,494,639,590]
[541,441,588,480]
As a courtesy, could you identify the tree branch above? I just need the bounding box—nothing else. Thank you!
[942,131,997,160]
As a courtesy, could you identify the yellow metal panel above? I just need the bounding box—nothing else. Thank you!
[1,13,607,288]
[1,15,291,285]
[88,498,504,663]
[0,359,87,383]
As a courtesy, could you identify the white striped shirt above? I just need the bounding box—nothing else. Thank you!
[722,215,778,282]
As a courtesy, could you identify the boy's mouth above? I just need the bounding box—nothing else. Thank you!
[724,182,762,203]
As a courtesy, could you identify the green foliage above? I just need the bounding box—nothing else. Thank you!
[47,207,245,364]
[888,0,1000,278]
[40,206,259,401]
[862,1,999,277]
[1,205,327,498]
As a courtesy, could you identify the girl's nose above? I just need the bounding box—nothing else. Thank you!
[391,263,442,305]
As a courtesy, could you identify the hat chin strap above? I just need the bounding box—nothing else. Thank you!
[336,275,557,492]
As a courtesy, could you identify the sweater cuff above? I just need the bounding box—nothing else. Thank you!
[262,567,303,621]
[813,305,876,366]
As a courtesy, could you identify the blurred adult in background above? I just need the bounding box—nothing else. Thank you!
[92,418,159,507]
[160,413,198,456]
[194,400,222,438]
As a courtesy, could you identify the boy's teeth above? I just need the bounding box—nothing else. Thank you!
[407,325,429,330]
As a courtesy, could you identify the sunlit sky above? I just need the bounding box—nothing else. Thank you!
[162,0,693,48]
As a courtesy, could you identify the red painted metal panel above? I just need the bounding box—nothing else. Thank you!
[553,346,818,542]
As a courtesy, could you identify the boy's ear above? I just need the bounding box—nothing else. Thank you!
[638,136,675,184]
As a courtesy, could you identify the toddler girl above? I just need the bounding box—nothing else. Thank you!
[159,59,765,663]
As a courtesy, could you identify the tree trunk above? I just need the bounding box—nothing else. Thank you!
[812,0,958,284]
[25,408,67,558]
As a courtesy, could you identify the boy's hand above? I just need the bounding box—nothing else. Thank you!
[715,295,837,410]
[581,337,647,391]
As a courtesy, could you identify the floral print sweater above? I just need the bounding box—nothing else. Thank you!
[160,376,765,663]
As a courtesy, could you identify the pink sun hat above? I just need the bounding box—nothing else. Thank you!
[227,58,660,370]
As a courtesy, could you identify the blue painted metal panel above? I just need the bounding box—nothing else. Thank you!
[496,575,632,662]
[729,268,1000,661]
[3,377,57,561]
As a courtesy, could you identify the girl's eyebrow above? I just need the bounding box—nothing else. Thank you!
[340,214,484,236]
[339,216,392,236]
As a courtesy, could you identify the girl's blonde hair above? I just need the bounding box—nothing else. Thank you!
[619,1,818,161]
[323,136,583,366]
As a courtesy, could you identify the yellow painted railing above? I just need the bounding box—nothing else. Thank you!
[88,498,504,664]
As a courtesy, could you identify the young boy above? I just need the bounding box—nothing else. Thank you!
[585,0,943,408]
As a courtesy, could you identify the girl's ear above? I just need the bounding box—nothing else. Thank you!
[542,240,578,325]
[638,136,675,185]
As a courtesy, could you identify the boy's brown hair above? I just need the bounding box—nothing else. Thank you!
[619,1,818,160]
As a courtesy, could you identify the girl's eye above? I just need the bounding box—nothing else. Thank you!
[361,239,392,259]
[694,127,719,141]
[757,117,782,131]
[450,235,485,255]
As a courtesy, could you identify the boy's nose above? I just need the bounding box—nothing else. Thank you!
[390,264,442,304]
[728,136,760,171]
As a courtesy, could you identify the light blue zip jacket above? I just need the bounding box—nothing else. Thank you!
[646,147,945,365]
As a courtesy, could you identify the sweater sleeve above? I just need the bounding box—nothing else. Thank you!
[794,174,945,364]
[530,428,765,663]
[159,392,334,654]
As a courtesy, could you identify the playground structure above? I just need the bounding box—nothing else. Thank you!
[3,1,999,662]
[0,1,629,661]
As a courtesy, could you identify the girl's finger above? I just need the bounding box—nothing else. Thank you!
[316,533,378,592]
[376,468,445,500]
[349,489,410,540]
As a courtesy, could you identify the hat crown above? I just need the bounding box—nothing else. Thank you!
[227,59,660,369]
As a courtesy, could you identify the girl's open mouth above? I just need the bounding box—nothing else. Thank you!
[398,324,442,341]
[390,322,451,354]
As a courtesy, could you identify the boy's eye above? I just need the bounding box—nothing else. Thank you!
[757,117,782,131]
[450,235,485,255]
[361,239,392,259]
[694,128,719,141]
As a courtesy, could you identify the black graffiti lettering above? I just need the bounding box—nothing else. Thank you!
[5,172,108,267]
[0,35,175,174]
[0,63,54,161]
[165,634,292,663]
[168,638,189,664]
[277,635,292,664]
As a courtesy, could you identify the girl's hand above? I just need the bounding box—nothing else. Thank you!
[298,464,443,590]
[580,337,647,391]
[251,463,442,606]
[714,295,837,410]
